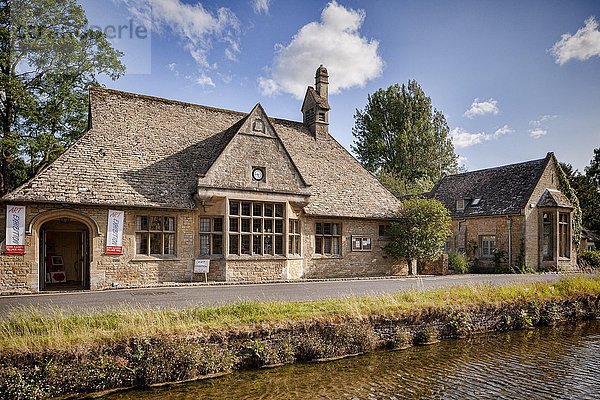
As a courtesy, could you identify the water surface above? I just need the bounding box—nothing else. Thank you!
[107,320,600,399]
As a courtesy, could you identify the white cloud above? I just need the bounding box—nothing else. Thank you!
[196,73,215,87]
[528,115,557,139]
[450,127,488,148]
[493,124,513,138]
[450,125,513,148]
[529,128,547,139]
[252,0,270,15]
[258,1,383,99]
[551,16,600,65]
[463,98,499,119]
[167,62,179,77]
[120,0,240,69]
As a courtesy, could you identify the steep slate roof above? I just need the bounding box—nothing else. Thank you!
[582,228,600,243]
[3,87,399,218]
[538,188,573,208]
[428,154,551,217]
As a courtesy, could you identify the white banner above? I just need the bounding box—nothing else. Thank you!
[5,205,26,255]
[106,210,124,255]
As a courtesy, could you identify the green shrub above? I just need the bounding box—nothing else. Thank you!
[579,250,600,268]
[493,249,510,273]
[514,264,536,274]
[448,251,469,274]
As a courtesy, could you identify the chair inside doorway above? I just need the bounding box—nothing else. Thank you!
[40,218,89,291]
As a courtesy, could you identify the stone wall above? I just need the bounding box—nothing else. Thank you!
[524,160,558,268]
[419,254,449,275]
[0,203,200,294]
[226,259,287,282]
[302,217,407,279]
[0,255,32,294]
[448,215,524,271]
[0,202,408,294]
[523,160,577,270]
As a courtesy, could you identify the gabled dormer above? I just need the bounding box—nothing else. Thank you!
[301,65,330,140]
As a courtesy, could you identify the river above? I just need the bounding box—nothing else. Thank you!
[107,320,600,399]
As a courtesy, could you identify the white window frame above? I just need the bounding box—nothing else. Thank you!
[480,235,496,258]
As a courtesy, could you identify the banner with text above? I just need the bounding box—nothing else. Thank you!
[106,210,125,255]
[5,205,26,254]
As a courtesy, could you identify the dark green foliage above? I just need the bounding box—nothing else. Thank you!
[448,251,469,274]
[554,161,583,247]
[586,148,600,188]
[352,81,459,195]
[562,154,600,233]
[444,310,473,338]
[579,250,600,268]
[0,0,125,195]
[385,197,451,261]
[493,249,509,273]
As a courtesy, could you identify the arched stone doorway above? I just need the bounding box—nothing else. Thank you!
[39,218,90,291]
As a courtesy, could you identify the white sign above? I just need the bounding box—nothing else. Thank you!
[5,205,26,255]
[194,259,210,274]
[106,210,125,255]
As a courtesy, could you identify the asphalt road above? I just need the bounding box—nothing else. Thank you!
[0,273,584,315]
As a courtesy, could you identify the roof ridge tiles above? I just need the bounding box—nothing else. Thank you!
[91,86,308,127]
[446,156,547,178]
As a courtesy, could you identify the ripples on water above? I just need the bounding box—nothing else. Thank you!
[107,321,600,400]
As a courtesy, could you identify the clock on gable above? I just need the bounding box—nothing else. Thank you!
[252,167,265,182]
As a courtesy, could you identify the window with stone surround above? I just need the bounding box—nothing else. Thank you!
[378,224,390,238]
[315,222,341,256]
[199,217,223,256]
[135,215,176,256]
[480,235,495,258]
[228,201,284,256]
[559,212,570,258]
[542,212,553,260]
[289,219,301,255]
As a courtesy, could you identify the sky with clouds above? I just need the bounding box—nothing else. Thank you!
[80,0,600,172]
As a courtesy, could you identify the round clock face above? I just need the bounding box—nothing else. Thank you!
[252,168,264,181]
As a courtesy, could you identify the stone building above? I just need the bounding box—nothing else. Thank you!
[429,152,577,271]
[0,66,407,294]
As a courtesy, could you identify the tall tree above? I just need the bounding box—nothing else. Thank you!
[561,161,600,232]
[0,0,125,195]
[384,196,451,274]
[585,148,600,188]
[352,81,458,196]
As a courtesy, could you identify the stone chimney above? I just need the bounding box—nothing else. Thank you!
[301,65,331,139]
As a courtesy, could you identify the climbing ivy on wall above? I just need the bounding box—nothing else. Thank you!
[554,158,583,248]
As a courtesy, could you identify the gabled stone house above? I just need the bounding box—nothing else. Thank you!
[429,153,577,271]
[0,66,407,294]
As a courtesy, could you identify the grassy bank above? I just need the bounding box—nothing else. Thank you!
[1,276,600,399]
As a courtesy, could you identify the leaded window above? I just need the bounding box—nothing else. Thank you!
[228,201,284,256]
[135,215,176,256]
[289,219,301,255]
[199,217,223,256]
[315,222,341,256]
[542,212,553,260]
[559,213,570,258]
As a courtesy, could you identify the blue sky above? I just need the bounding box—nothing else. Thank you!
[81,0,600,172]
